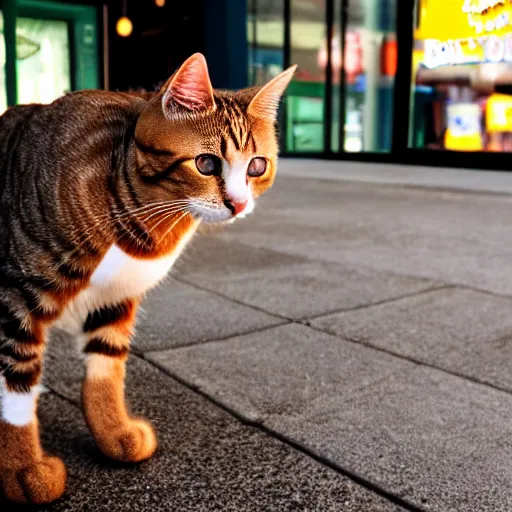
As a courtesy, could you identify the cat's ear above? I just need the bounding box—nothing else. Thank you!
[161,53,216,113]
[247,65,297,120]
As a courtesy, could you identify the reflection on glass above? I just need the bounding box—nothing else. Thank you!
[248,0,285,86]
[248,0,397,154]
[340,0,396,153]
[410,0,512,152]
[287,0,326,152]
[16,18,71,105]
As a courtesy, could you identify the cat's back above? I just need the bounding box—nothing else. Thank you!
[0,103,42,163]
[0,89,144,153]
[0,90,145,186]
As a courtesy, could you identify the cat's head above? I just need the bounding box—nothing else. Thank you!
[134,53,296,223]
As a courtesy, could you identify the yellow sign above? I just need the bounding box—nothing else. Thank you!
[417,0,512,68]
[423,33,512,68]
[417,0,512,40]
[486,93,512,131]
[445,103,483,151]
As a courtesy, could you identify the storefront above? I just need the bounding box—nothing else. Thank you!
[248,0,512,169]
[0,0,101,113]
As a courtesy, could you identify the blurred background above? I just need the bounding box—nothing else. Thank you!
[2,0,512,167]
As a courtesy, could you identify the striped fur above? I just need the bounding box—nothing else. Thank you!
[0,53,295,504]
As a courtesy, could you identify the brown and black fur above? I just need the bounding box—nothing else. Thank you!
[0,53,295,504]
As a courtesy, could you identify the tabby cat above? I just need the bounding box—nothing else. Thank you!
[0,53,295,504]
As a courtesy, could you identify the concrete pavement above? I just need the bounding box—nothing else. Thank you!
[7,159,512,511]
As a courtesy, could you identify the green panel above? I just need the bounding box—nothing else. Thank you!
[286,81,325,152]
[288,96,323,123]
[287,81,325,99]
[17,0,99,90]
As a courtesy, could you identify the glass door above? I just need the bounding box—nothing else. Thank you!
[330,0,397,154]
[282,0,398,154]
[248,0,399,156]
[287,0,327,153]
[283,0,398,154]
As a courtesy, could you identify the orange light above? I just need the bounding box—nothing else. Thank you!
[381,38,397,77]
[116,16,133,37]
[155,0,166,6]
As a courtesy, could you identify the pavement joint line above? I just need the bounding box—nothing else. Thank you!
[175,273,451,325]
[305,323,512,396]
[456,283,512,302]
[138,321,292,354]
[172,275,295,321]
[303,284,453,322]
[136,352,425,512]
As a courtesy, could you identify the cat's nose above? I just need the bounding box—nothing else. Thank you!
[224,199,247,216]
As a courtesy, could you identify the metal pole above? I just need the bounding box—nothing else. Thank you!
[102,3,110,91]
[324,0,334,154]
[338,0,348,153]
[282,0,291,152]
[391,0,414,156]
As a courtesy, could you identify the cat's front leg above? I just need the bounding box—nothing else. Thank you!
[0,316,66,504]
[81,298,157,463]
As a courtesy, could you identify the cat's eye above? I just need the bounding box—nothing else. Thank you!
[195,154,221,176]
[247,157,267,178]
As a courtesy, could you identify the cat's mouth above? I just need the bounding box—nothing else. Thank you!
[187,203,236,224]
[187,198,253,224]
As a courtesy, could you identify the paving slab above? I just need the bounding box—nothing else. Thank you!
[132,277,283,351]
[147,323,512,511]
[28,337,403,512]
[147,323,410,423]
[219,176,512,295]
[177,235,437,320]
[311,287,512,391]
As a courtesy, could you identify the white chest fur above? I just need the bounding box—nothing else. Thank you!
[56,228,196,334]
[90,244,177,297]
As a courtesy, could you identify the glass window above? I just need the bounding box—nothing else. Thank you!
[340,0,396,153]
[288,0,326,152]
[16,18,72,105]
[248,0,398,154]
[248,0,285,86]
[410,0,512,152]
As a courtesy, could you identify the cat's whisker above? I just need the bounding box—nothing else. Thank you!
[89,200,192,226]
[138,204,190,227]
[156,211,190,247]
[146,206,190,234]
[96,203,190,250]
[61,202,185,258]
[126,206,190,248]
[96,200,191,223]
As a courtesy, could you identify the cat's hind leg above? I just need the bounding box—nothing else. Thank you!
[0,315,66,504]
[81,299,157,463]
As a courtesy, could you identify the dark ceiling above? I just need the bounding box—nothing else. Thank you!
[106,0,205,92]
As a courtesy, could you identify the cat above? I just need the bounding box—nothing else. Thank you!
[0,53,296,505]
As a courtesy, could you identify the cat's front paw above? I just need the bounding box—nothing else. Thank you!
[96,418,157,463]
[1,455,67,505]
